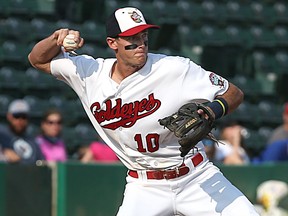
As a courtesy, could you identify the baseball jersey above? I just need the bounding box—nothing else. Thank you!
[51,52,229,170]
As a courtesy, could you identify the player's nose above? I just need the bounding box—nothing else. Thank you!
[138,40,148,49]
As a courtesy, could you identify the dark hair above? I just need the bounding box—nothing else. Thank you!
[41,108,62,122]
[220,120,240,129]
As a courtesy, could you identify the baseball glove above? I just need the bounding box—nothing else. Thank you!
[159,102,216,157]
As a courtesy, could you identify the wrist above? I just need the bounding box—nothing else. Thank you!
[206,98,228,119]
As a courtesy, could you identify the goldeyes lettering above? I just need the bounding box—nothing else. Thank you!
[90,93,161,130]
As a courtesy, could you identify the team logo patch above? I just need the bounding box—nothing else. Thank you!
[130,11,142,23]
[209,72,224,87]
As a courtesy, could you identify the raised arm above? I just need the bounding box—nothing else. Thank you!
[28,29,84,74]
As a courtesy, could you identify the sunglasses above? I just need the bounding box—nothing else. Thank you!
[45,120,62,125]
[12,113,28,119]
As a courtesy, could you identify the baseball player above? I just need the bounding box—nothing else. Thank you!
[28,7,259,216]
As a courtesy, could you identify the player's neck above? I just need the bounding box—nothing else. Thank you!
[111,61,142,84]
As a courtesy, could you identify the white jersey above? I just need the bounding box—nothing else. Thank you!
[51,52,229,170]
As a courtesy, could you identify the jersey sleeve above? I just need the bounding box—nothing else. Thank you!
[50,51,103,97]
[182,57,229,102]
[155,55,229,103]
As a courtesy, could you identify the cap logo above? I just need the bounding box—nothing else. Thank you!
[130,11,142,23]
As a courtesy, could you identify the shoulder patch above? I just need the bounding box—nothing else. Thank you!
[209,72,224,87]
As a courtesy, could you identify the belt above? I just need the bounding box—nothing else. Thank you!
[128,152,204,180]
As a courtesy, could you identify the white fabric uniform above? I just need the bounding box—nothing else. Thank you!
[51,52,259,216]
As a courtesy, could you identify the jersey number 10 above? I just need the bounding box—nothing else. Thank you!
[134,134,160,153]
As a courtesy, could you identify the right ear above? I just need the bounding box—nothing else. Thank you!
[106,37,118,50]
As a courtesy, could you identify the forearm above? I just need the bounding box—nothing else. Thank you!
[206,82,244,120]
[28,29,83,74]
[216,82,244,114]
[224,153,245,165]
[28,32,62,73]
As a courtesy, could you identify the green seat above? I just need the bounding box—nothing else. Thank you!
[199,0,224,22]
[152,22,180,52]
[246,25,274,48]
[226,101,258,126]
[223,23,247,46]
[222,0,249,23]
[271,1,288,25]
[62,126,82,155]
[231,75,263,97]
[243,129,267,158]
[104,0,129,19]
[0,0,9,16]
[74,123,98,145]
[199,24,225,46]
[153,0,181,23]
[178,24,202,46]
[8,0,35,18]
[25,67,55,90]
[247,1,268,23]
[55,19,75,29]
[273,25,288,47]
[249,49,276,74]
[257,101,282,126]
[30,18,57,41]
[257,126,273,145]
[0,67,27,91]
[23,95,48,119]
[34,0,55,18]
[1,17,32,42]
[177,0,202,23]
[0,94,12,117]
[0,40,30,65]
[275,50,288,73]
[80,21,106,44]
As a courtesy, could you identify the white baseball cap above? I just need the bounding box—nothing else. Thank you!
[106,7,159,37]
[8,99,30,114]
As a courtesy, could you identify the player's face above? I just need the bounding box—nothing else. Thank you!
[115,31,149,68]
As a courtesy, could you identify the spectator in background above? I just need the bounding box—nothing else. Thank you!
[35,109,67,162]
[80,140,119,163]
[204,122,250,165]
[217,122,250,165]
[267,103,288,145]
[0,99,44,164]
[252,139,288,163]
[0,143,20,163]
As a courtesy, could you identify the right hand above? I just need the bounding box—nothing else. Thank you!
[53,29,85,51]
[3,149,21,163]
